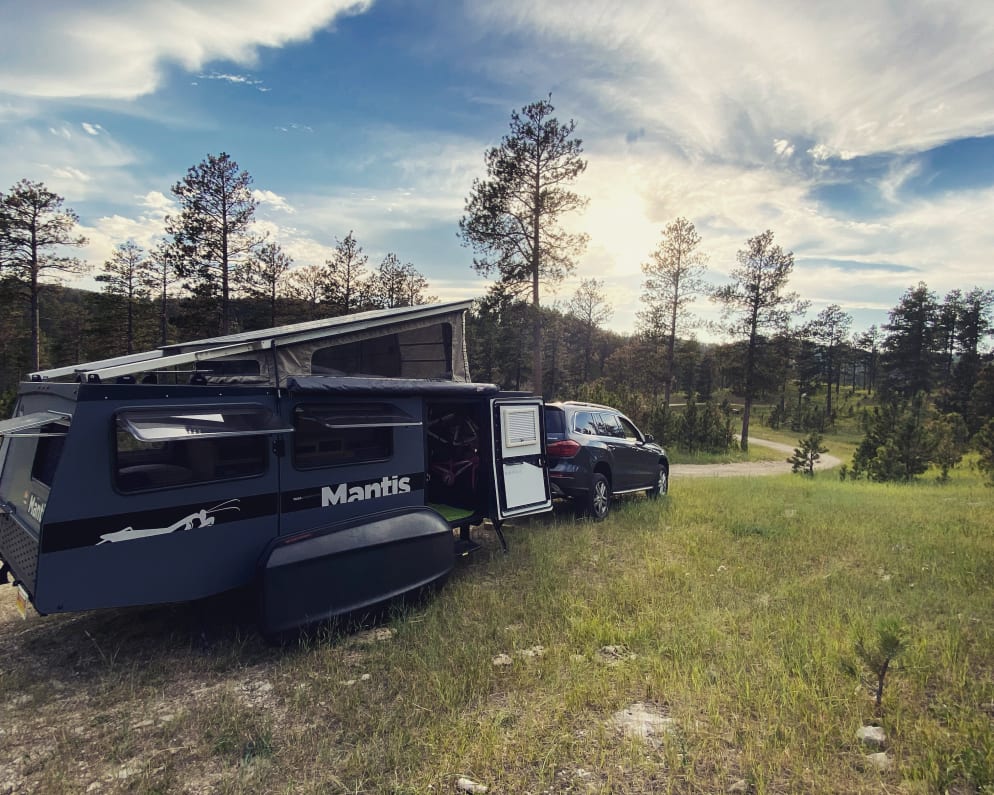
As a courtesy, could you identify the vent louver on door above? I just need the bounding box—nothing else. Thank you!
[504,408,538,447]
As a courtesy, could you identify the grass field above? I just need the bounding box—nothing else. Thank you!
[666,443,783,465]
[1,463,991,793]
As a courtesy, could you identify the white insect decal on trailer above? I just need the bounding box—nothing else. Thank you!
[97,499,241,544]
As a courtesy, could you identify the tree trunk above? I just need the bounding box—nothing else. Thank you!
[583,324,592,383]
[160,278,168,347]
[664,328,676,409]
[531,177,543,396]
[126,297,134,355]
[825,344,834,417]
[549,323,559,398]
[664,272,680,409]
[30,240,40,372]
[221,245,230,334]
[740,394,752,452]
[740,314,759,452]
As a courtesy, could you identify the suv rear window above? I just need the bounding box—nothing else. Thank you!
[573,411,598,435]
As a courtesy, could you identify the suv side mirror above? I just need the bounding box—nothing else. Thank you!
[643,434,654,443]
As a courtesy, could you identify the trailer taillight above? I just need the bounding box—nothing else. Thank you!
[546,439,581,458]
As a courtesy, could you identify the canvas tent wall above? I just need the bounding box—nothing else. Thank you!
[28,301,473,386]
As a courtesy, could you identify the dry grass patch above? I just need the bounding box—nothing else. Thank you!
[0,471,991,793]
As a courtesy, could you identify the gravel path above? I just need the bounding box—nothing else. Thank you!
[670,437,842,479]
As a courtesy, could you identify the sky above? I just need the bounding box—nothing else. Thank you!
[2,0,993,341]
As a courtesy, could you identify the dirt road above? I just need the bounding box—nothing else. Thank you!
[670,437,842,479]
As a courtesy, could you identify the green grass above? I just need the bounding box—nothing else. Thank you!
[667,444,783,465]
[750,425,860,463]
[2,466,992,793]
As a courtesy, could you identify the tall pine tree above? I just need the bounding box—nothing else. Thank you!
[165,153,260,336]
[460,97,588,396]
[0,180,88,370]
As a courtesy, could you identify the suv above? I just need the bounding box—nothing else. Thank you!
[543,401,668,520]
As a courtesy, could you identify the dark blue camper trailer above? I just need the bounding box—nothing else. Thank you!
[0,302,552,635]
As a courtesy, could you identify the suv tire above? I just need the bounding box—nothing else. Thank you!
[647,465,668,498]
[585,473,612,521]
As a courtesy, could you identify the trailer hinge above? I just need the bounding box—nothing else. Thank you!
[272,438,286,458]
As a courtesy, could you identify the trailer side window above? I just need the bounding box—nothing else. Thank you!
[114,406,284,492]
[310,323,454,379]
[293,403,415,469]
[31,425,68,488]
[115,434,267,492]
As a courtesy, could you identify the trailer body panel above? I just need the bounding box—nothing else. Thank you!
[0,303,552,632]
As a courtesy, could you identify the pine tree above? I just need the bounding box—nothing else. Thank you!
[880,282,939,398]
[0,180,88,370]
[165,153,260,335]
[95,241,154,354]
[638,217,709,407]
[712,230,805,451]
[460,97,588,396]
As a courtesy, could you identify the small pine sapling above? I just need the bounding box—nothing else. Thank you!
[787,432,828,476]
[855,617,908,712]
[975,418,994,487]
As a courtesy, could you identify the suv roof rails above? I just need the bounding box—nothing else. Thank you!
[560,400,615,411]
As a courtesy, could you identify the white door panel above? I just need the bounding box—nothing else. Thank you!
[491,399,551,519]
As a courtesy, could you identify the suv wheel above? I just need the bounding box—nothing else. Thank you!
[648,465,668,498]
[585,473,612,520]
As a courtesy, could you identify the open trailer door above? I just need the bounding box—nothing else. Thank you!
[490,397,552,520]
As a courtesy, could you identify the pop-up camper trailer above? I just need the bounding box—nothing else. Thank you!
[0,301,551,635]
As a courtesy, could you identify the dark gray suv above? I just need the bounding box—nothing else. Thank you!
[544,401,669,520]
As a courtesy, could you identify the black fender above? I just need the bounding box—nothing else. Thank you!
[258,507,454,636]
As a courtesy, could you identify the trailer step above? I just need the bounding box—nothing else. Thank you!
[454,538,482,557]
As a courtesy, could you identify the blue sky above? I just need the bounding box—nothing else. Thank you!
[2,0,993,340]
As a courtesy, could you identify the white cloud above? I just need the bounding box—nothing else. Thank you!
[81,122,102,136]
[773,139,794,159]
[50,166,91,183]
[0,0,373,99]
[253,189,295,213]
[139,191,175,216]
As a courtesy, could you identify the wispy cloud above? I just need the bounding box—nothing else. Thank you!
[274,122,314,134]
[0,121,142,199]
[196,72,268,91]
[464,0,994,162]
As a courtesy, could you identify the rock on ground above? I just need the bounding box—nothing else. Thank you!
[610,702,676,745]
[857,725,887,749]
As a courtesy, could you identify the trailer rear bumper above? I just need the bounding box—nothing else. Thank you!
[258,507,454,636]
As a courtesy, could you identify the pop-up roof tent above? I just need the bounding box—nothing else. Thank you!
[28,300,473,385]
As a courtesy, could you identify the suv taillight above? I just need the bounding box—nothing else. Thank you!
[546,439,581,458]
